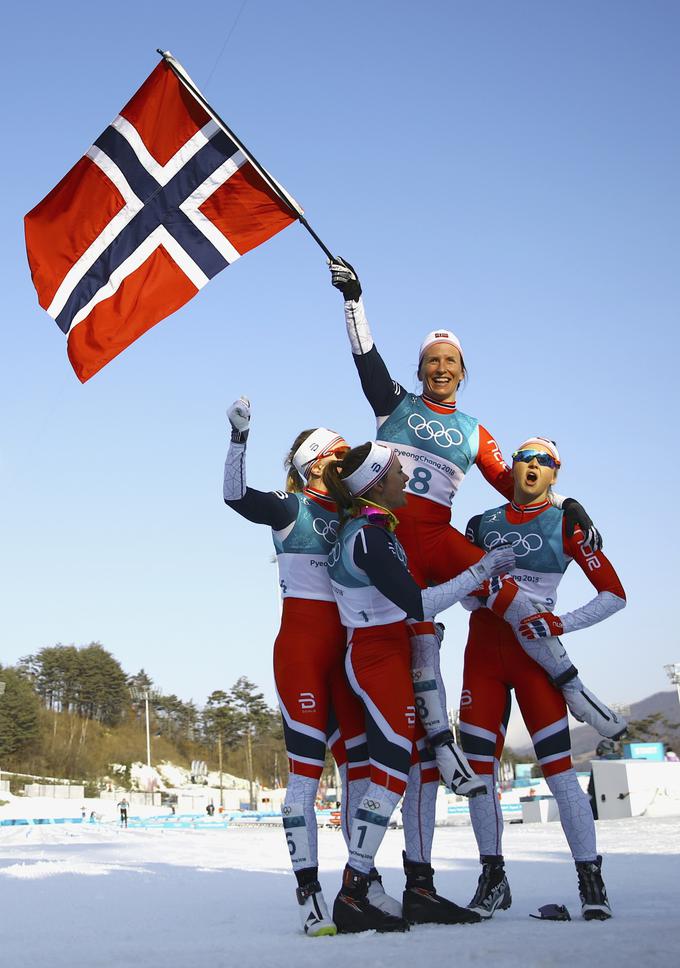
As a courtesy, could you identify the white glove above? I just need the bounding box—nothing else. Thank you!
[227,396,251,440]
[468,544,516,582]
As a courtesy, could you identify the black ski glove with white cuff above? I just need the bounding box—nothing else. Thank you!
[329,257,362,302]
[562,498,602,551]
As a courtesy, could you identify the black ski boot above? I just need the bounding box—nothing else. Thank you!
[333,865,409,934]
[467,854,512,918]
[402,852,481,925]
[576,855,612,920]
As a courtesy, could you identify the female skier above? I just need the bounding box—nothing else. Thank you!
[224,398,374,937]
[323,441,515,933]
[460,436,625,920]
[328,259,625,762]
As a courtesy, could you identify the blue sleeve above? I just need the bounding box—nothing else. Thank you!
[225,489,298,530]
[353,525,424,620]
[465,514,483,548]
[353,345,408,419]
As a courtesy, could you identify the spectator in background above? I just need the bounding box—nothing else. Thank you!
[117,797,129,828]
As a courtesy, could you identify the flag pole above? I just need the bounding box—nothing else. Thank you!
[157,50,336,262]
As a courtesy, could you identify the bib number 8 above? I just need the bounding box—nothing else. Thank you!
[408,467,432,495]
[415,695,429,719]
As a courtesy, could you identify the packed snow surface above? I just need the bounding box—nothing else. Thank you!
[1,816,678,967]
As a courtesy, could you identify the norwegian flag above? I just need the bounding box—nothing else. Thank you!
[24,56,298,382]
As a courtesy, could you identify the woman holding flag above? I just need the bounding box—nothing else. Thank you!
[327,259,625,753]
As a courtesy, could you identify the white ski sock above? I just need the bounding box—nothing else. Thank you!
[284,774,319,870]
[338,764,369,852]
[546,770,597,862]
[469,769,504,857]
[348,783,401,874]
[401,763,437,864]
[410,633,449,736]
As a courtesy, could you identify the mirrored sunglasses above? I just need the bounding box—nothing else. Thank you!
[512,448,559,469]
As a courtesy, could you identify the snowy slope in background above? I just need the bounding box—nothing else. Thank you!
[1,817,678,968]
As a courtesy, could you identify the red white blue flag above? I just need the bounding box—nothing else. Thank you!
[25,56,298,382]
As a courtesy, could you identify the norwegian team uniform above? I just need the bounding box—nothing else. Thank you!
[329,514,421,797]
[461,499,625,920]
[345,301,513,580]
[223,434,370,935]
[224,464,367,787]
[339,296,625,745]
[328,495,489,929]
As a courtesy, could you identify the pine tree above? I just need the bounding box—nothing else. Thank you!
[0,665,41,763]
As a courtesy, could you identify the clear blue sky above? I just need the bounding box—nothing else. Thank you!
[2,1,679,742]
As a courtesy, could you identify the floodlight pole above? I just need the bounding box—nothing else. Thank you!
[144,693,152,769]
[0,682,5,784]
[217,734,224,808]
[130,687,159,769]
[664,663,680,708]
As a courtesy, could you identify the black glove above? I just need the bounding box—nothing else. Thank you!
[562,498,602,551]
[329,257,362,301]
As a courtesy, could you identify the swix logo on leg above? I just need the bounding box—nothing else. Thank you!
[298,692,316,711]
[405,705,416,727]
[460,689,472,708]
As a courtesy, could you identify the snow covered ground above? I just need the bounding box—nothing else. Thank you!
[1,815,678,968]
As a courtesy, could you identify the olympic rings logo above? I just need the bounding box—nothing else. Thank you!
[328,542,341,567]
[484,530,543,557]
[313,517,339,544]
[407,413,464,448]
[363,799,381,810]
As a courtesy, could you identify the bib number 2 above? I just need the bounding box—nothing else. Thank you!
[408,467,432,495]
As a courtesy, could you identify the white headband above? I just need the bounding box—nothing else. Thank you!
[344,442,395,496]
[517,436,561,466]
[293,428,346,479]
[418,329,464,366]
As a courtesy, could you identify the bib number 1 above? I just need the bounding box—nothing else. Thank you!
[408,467,432,495]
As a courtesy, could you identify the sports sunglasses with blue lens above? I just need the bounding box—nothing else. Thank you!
[511,448,560,469]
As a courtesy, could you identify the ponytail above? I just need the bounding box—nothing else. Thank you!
[322,442,373,525]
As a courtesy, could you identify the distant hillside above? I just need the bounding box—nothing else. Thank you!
[513,690,680,767]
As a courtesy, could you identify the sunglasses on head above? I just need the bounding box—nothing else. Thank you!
[512,448,560,469]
